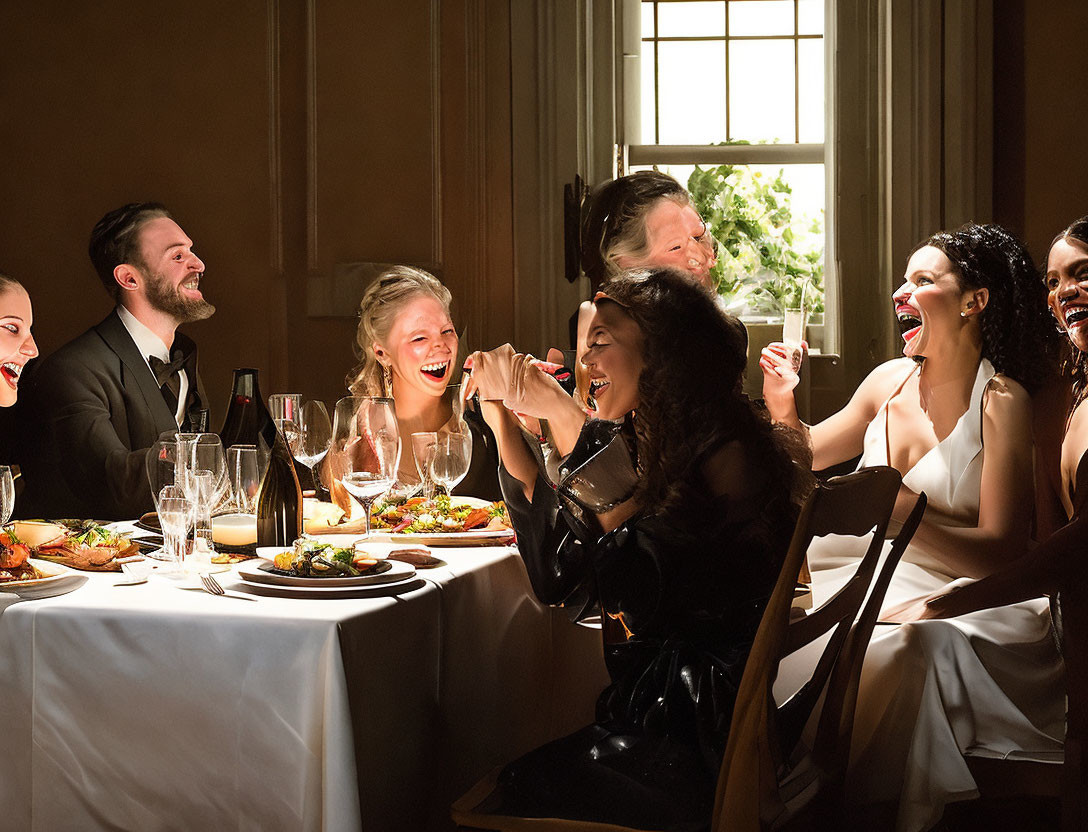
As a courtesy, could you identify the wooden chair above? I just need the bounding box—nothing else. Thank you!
[452,466,926,832]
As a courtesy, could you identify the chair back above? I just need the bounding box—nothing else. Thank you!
[712,466,927,831]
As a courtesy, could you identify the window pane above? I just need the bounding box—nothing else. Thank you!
[728,0,794,36]
[657,40,726,144]
[641,40,657,143]
[797,39,823,142]
[657,1,725,38]
[797,0,824,35]
[729,40,794,142]
[641,1,655,38]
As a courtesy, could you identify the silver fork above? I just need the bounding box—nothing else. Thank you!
[199,572,257,601]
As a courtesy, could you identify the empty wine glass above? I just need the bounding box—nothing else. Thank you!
[411,432,438,499]
[227,445,261,514]
[331,396,401,539]
[0,466,14,525]
[432,431,472,496]
[295,400,332,489]
[147,432,198,514]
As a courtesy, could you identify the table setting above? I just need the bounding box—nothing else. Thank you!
[0,392,607,832]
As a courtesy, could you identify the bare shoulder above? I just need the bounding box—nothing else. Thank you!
[1067,397,1088,458]
[852,358,917,406]
[982,373,1032,422]
[702,439,756,500]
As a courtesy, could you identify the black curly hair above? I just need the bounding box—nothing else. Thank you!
[917,222,1059,393]
[595,268,794,523]
[580,171,692,290]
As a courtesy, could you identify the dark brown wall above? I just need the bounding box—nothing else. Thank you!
[0,0,514,426]
[993,0,1088,262]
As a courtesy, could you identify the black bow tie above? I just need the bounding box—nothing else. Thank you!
[148,352,188,388]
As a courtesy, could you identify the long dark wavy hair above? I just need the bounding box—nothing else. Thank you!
[918,222,1058,393]
[595,268,795,525]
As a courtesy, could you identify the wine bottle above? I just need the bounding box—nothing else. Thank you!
[256,424,303,547]
[219,369,277,453]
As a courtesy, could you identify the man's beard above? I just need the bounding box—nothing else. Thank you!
[143,270,216,323]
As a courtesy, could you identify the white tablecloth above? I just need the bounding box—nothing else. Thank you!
[0,545,607,832]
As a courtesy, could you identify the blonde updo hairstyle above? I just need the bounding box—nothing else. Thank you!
[348,265,454,396]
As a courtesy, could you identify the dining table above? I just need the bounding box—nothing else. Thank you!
[0,537,609,832]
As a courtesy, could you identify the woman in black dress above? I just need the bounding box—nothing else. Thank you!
[470,267,801,831]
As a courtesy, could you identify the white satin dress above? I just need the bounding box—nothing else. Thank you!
[806,358,1065,832]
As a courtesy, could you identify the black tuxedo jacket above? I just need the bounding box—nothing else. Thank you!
[20,310,207,520]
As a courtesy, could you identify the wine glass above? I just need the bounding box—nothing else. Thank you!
[183,435,228,552]
[147,432,198,513]
[411,432,438,500]
[432,431,472,496]
[0,466,14,525]
[227,445,261,514]
[331,396,401,539]
[295,400,332,488]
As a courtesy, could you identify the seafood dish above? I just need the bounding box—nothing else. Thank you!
[14,519,140,572]
[0,527,40,582]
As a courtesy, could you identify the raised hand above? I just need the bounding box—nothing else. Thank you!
[759,340,805,401]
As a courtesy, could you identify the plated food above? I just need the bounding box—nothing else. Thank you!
[0,527,40,582]
[370,494,511,535]
[9,520,139,572]
[271,537,392,579]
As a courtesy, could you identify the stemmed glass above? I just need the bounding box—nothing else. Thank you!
[0,466,14,525]
[183,434,228,562]
[146,432,198,560]
[227,445,261,514]
[288,400,333,491]
[432,431,472,496]
[411,432,438,500]
[268,393,301,428]
[330,396,401,539]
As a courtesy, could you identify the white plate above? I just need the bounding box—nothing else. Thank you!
[0,558,87,599]
[233,573,426,599]
[238,556,415,588]
[370,495,515,546]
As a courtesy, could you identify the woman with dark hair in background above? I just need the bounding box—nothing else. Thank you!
[761,223,1063,830]
[465,268,799,830]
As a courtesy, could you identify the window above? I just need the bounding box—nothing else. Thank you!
[629,0,827,333]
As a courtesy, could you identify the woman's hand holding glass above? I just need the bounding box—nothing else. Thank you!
[759,341,805,401]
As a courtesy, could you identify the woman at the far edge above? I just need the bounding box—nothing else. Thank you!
[465,268,801,830]
[760,223,1063,831]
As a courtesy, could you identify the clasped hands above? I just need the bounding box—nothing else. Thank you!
[462,344,567,422]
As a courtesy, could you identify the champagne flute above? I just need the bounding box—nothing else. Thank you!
[432,431,472,496]
[782,307,808,373]
[411,432,438,500]
[0,466,14,525]
[158,495,193,572]
[147,432,198,514]
[331,396,401,539]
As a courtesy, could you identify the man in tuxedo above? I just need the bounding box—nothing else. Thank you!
[20,202,214,520]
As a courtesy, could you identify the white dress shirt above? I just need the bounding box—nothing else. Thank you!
[116,304,190,427]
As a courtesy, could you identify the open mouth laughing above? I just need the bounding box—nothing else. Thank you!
[1062,304,1088,330]
[896,306,922,343]
[420,361,449,381]
[1,362,23,389]
[588,377,610,400]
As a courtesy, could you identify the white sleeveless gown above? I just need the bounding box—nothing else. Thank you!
[806,358,1065,832]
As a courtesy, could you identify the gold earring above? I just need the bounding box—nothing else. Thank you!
[382,365,393,397]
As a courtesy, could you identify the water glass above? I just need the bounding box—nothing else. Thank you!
[158,495,194,570]
[268,393,302,427]
[0,466,13,525]
[782,307,808,373]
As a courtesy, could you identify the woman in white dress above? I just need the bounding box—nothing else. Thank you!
[760,223,1063,831]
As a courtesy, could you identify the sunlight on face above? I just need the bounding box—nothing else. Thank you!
[375,295,458,402]
[0,285,37,407]
[581,301,645,420]
[891,246,972,359]
[1046,236,1088,355]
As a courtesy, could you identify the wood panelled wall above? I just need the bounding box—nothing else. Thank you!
[0,0,516,426]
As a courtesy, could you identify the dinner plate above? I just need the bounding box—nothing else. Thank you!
[0,558,87,599]
[370,495,515,546]
[233,573,426,599]
[238,556,416,588]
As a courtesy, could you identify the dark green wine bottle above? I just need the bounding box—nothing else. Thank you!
[256,424,303,547]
